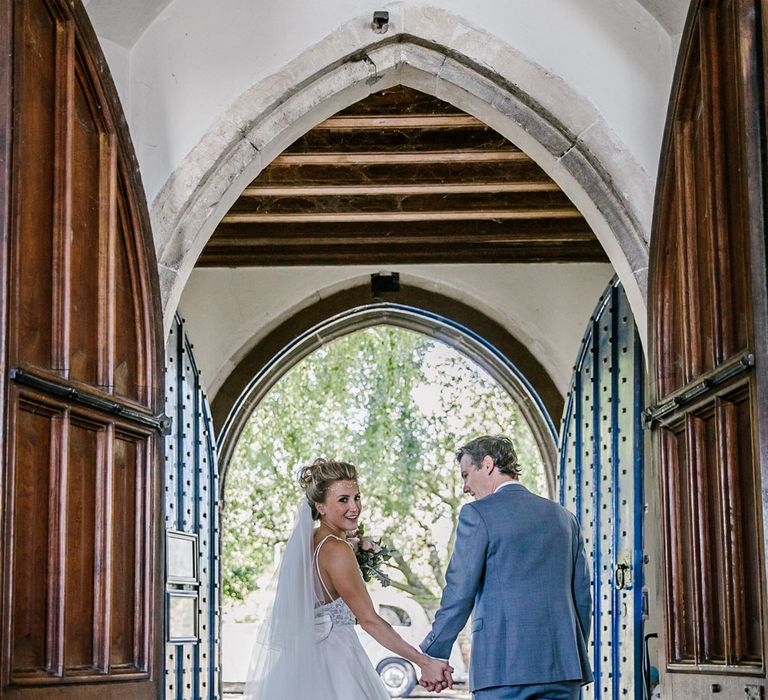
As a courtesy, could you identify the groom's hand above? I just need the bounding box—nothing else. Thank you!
[418,657,453,693]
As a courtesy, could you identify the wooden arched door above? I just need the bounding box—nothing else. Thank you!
[648,0,768,696]
[0,1,165,698]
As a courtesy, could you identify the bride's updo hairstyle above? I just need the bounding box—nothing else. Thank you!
[297,458,358,520]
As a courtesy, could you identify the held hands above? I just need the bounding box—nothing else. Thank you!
[418,655,453,693]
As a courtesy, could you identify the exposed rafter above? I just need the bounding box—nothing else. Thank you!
[198,86,606,267]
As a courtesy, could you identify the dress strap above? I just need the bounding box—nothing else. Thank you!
[313,535,342,603]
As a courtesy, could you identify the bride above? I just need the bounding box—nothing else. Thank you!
[243,458,453,699]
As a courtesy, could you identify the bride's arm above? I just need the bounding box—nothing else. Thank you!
[320,539,452,689]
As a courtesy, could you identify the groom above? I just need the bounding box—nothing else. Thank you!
[420,435,593,699]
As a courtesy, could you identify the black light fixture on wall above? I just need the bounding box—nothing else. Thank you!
[371,10,389,33]
[371,272,400,300]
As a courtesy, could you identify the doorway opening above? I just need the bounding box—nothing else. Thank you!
[218,310,556,695]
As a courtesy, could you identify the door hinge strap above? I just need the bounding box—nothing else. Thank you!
[644,351,754,427]
[9,367,172,434]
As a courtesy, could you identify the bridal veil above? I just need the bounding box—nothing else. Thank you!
[242,498,325,699]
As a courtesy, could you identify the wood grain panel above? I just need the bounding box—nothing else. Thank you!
[110,432,141,668]
[12,0,58,370]
[654,195,682,398]
[9,396,60,675]
[661,392,761,666]
[113,198,140,402]
[68,67,106,387]
[1,1,164,696]
[701,406,726,662]
[657,4,755,399]
[719,4,752,360]
[661,428,694,662]
[63,418,102,671]
[728,389,762,662]
[650,1,766,682]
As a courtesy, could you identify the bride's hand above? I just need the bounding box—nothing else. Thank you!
[418,655,453,693]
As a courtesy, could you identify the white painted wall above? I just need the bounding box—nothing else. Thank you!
[84,0,684,204]
[178,263,615,403]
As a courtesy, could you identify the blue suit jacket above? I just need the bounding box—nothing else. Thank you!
[420,483,593,691]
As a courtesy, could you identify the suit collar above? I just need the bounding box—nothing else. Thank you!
[494,480,525,494]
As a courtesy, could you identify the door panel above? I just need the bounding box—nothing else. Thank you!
[114,201,143,401]
[649,0,767,693]
[0,0,164,697]
[164,316,221,700]
[559,279,645,699]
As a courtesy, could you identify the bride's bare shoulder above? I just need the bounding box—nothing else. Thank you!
[317,536,356,567]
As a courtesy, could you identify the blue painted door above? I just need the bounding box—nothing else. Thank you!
[559,279,645,699]
[164,316,221,700]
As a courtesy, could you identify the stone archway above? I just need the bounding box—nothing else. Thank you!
[150,8,652,342]
[209,282,565,435]
[215,298,561,500]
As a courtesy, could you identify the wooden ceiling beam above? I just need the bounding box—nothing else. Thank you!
[212,218,593,239]
[272,150,527,165]
[314,115,484,129]
[255,161,550,185]
[197,242,609,266]
[230,190,574,214]
[240,182,560,196]
[206,235,597,247]
[335,86,462,116]
[221,209,582,224]
[286,128,509,154]
[200,86,604,268]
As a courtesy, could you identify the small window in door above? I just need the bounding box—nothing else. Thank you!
[380,604,412,627]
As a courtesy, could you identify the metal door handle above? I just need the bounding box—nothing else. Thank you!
[614,562,630,589]
[643,632,658,700]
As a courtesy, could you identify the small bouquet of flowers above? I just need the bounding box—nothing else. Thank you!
[348,523,393,587]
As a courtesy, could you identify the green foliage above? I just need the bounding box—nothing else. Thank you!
[221,326,547,606]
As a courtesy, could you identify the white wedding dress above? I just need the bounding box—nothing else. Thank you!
[311,534,390,699]
[243,500,390,700]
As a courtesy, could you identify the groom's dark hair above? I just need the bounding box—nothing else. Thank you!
[457,435,520,478]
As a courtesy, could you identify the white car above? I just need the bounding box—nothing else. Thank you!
[356,588,469,698]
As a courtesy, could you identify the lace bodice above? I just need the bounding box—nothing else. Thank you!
[315,594,356,626]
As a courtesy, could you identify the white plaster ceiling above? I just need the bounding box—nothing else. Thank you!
[178,263,615,405]
[634,0,689,34]
[83,0,174,47]
[84,0,688,49]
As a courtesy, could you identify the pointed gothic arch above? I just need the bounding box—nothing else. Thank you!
[150,11,652,342]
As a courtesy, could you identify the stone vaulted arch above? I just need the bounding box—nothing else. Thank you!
[151,7,652,342]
